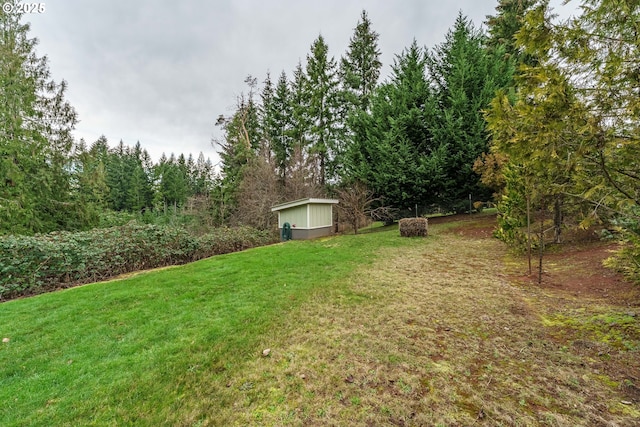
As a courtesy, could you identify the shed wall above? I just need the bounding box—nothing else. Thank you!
[278,205,307,228]
[291,226,333,240]
[309,204,331,228]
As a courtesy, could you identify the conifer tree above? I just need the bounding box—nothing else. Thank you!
[488,0,640,281]
[1,4,78,233]
[288,62,312,183]
[428,13,513,210]
[347,41,442,211]
[268,71,294,184]
[305,35,340,185]
[486,0,537,64]
[340,10,382,113]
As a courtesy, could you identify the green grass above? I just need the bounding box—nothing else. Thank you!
[1,218,638,426]
[0,228,418,426]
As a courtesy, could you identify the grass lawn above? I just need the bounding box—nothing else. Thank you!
[1,216,639,426]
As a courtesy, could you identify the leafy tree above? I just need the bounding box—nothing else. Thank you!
[487,0,640,281]
[338,10,383,184]
[553,0,640,218]
[258,72,275,160]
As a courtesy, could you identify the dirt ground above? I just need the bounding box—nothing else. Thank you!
[440,213,640,306]
[448,213,640,415]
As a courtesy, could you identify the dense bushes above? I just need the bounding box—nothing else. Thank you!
[0,223,278,300]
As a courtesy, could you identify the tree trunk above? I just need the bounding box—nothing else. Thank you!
[553,196,562,244]
[538,204,545,285]
[527,193,532,276]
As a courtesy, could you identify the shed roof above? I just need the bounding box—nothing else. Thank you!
[271,198,339,212]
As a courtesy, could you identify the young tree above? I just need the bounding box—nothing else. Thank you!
[335,181,381,234]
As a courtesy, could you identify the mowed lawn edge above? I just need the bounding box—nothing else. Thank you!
[0,225,419,426]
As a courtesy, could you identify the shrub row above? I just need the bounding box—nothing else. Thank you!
[0,223,278,300]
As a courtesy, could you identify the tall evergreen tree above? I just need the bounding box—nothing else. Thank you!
[288,61,311,179]
[1,4,78,233]
[266,71,294,184]
[305,35,340,185]
[340,10,382,112]
[427,13,513,209]
[259,72,275,160]
[347,41,443,210]
[486,0,537,64]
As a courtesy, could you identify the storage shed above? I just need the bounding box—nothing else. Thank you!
[271,198,339,240]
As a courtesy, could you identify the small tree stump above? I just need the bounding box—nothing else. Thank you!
[399,218,428,237]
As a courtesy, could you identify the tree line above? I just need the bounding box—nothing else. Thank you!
[2,0,638,284]
[216,10,513,228]
[1,4,218,234]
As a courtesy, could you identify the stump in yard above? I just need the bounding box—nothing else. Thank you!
[399,218,428,237]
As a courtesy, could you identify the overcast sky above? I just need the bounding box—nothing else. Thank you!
[24,0,576,166]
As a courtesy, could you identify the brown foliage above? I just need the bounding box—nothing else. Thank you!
[335,182,382,234]
[233,157,282,230]
[473,152,508,198]
[399,217,428,237]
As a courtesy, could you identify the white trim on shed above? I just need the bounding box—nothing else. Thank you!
[271,198,339,239]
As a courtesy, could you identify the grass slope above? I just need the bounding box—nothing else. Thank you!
[0,226,412,426]
[1,218,638,426]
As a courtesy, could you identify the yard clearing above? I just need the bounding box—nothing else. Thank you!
[212,215,640,426]
[1,215,638,426]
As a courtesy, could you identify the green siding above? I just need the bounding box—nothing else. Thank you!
[309,204,332,228]
[279,205,307,228]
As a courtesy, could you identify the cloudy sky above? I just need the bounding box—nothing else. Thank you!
[24,0,576,166]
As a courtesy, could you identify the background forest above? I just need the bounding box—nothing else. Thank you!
[1,0,638,285]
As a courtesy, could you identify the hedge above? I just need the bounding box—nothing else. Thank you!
[0,223,278,300]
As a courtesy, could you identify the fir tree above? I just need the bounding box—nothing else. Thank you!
[340,10,382,112]
[0,4,78,233]
[305,35,340,185]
